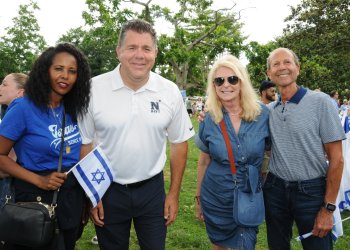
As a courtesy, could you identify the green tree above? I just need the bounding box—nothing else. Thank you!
[0,0,46,78]
[60,0,246,94]
[277,0,350,95]
[58,0,135,76]
[59,25,120,77]
[245,41,278,88]
[148,0,245,94]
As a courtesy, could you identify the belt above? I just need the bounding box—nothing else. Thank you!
[122,172,162,188]
[268,172,325,188]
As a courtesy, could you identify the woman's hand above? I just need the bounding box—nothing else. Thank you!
[195,196,204,222]
[38,172,66,190]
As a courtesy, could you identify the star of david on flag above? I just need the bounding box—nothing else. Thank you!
[68,145,114,207]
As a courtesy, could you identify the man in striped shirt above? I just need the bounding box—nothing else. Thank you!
[263,48,345,250]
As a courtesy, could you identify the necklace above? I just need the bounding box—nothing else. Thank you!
[50,105,70,154]
[50,105,62,126]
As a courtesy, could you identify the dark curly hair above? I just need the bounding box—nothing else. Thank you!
[25,43,91,121]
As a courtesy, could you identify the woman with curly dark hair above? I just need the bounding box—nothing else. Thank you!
[0,43,91,250]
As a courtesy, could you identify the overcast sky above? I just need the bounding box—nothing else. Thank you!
[0,0,301,46]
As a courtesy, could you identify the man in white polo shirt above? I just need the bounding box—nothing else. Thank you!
[78,19,194,249]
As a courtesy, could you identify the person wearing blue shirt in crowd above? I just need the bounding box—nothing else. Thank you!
[329,90,340,113]
[0,73,28,210]
[340,99,348,113]
[0,43,91,250]
[195,54,269,250]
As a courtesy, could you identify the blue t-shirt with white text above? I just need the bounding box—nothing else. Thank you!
[0,97,81,171]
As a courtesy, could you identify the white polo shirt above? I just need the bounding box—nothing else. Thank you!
[78,65,194,184]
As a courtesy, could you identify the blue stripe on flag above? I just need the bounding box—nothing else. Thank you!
[331,230,338,241]
[344,116,350,133]
[94,149,113,181]
[76,164,100,205]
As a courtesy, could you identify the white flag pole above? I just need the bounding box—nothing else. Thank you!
[295,216,350,241]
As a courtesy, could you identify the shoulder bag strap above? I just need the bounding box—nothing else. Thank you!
[52,109,66,206]
[219,119,236,175]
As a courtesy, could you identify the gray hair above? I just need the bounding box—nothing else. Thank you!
[266,48,300,70]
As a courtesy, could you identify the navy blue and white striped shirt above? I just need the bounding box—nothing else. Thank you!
[268,87,345,181]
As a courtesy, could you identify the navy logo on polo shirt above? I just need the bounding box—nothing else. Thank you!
[151,100,160,113]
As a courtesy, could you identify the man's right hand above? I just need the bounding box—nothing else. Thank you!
[91,200,105,227]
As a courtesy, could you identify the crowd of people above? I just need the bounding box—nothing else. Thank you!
[0,18,347,250]
[184,97,205,118]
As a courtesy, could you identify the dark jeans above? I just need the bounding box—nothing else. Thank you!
[263,172,333,250]
[95,172,166,250]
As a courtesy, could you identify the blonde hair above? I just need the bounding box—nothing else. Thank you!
[205,54,261,123]
[10,73,28,90]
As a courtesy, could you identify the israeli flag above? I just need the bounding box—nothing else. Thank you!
[331,200,343,241]
[69,145,114,207]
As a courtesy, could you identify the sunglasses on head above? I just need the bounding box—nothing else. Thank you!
[213,75,239,86]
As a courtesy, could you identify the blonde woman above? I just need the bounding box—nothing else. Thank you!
[195,54,269,250]
[0,73,28,208]
[0,73,27,110]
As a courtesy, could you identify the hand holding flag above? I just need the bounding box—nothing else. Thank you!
[67,145,114,207]
[295,215,350,242]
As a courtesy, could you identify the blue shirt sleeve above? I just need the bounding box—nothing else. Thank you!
[0,98,26,141]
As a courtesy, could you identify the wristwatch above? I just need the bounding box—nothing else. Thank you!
[322,202,336,212]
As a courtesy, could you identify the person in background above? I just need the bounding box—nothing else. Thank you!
[78,19,194,250]
[195,97,204,115]
[340,98,348,112]
[259,79,276,105]
[329,90,340,113]
[0,73,28,202]
[195,54,269,250]
[0,43,91,250]
[0,73,27,112]
[185,97,193,117]
[0,73,28,249]
[264,48,345,250]
[258,80,276,180]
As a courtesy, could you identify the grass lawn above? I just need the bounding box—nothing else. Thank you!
[76,118,350,249]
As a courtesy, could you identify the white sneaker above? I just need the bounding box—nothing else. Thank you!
[91,235,98,245]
